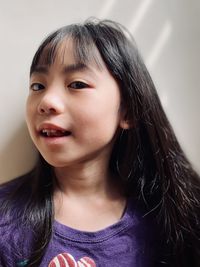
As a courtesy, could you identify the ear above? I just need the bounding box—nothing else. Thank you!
[119,105,133,129]
[119,119,132,130]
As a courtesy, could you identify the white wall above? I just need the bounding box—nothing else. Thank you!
[0,0,199,183]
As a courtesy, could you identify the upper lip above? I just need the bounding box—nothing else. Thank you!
[38,122,69,133]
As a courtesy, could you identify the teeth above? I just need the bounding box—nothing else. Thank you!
[41,129,67,137]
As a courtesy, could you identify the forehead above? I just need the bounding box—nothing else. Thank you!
[31,37,105,75]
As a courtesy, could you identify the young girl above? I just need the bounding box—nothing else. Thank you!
[0,19,199,267]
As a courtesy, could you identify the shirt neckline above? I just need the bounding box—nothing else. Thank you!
[53,197,139,243]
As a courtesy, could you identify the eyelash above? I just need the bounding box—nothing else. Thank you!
[68,81,89,89]
[30,81,89,91]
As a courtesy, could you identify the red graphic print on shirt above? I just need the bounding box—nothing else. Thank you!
[48,252,96,267]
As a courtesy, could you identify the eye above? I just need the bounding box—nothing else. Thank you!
[68,81,89,89]
[30,83,45,91]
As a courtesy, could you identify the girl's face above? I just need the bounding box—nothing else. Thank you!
[26,40,125,168]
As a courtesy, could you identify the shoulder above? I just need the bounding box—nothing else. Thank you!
[0,174,30,226]
[0,175,28,212]
[0,173,35,230]
[0,176,23,196]
[0,175,34,266]
[0,172,33,217]
[0,172,31,195]
[0,171,33,198]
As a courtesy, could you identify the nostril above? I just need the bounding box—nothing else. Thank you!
[38,107,46,114]
[38,106,57,115]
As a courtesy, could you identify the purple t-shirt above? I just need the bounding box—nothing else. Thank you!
[0,180,155,267]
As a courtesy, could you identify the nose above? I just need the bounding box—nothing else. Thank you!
[37,93,65,115]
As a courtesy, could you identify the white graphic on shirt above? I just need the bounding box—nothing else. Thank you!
[48,252,96,267]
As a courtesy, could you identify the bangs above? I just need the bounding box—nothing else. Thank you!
[30,24,103,75]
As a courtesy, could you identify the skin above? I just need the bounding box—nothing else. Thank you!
[26,40,129,231]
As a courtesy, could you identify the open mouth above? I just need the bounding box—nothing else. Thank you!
[40,129,71,137]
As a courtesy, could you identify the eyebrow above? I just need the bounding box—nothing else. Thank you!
[31,62,91,75]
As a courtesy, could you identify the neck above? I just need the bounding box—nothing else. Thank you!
[53,160,127,231]
[53,160,122,199]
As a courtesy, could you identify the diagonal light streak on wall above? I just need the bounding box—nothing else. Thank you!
[129,0,154,34]
[146,20,172,70]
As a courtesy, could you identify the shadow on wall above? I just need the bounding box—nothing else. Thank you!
[0,121,38,184]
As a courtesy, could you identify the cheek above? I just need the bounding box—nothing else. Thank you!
[25,98,36,132]
[74,97,121,140]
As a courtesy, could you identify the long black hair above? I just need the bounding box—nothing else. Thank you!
[1,19,200,266]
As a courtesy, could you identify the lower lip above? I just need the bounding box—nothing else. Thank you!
[40,135,71,145]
